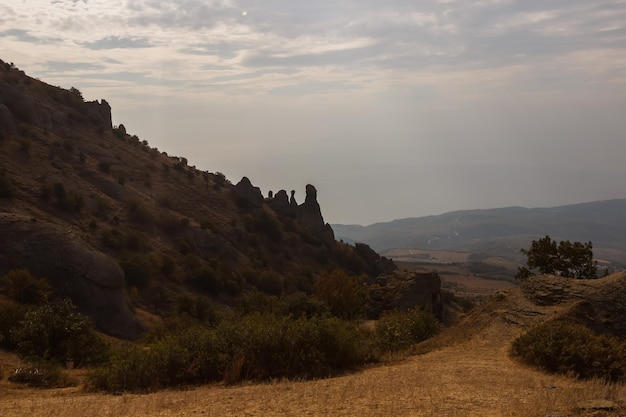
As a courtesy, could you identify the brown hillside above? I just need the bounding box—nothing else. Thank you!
[1,273,624,416]
[0,59,394,337]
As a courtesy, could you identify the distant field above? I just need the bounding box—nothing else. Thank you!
[383,249,471,264]
[441,273,517,297]
[481,256,519,270]
[392,249,518,299]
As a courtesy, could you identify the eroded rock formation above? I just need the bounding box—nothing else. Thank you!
[0,213,144,339]
[367,271,443,320]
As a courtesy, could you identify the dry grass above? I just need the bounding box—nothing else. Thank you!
[2,280,624,417]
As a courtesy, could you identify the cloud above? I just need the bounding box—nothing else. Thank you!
[83,36,154,50]
[3,0,626,224]
[0,29,51,44]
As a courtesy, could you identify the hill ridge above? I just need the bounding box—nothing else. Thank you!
[333,199,626,266]
[0,59,393,338]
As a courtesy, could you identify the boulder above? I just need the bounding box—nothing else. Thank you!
[0,213,144,339]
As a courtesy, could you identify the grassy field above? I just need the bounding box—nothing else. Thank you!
[1,276,624,417]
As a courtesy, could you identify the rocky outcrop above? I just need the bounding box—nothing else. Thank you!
[367,271,442,320]
[85,99,112,129]
[0,213,144,339]
[232,177,263,209]
[354,243,396,277]
[298,184,335,240]
[394,272,442,318]
[522,273,626,338]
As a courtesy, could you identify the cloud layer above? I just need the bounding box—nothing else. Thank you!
[3,0,626,224]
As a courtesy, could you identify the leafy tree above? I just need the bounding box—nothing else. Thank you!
[10,299,108,367]
[516,235,598,280]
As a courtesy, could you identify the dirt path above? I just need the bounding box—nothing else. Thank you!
[1,280,624,417]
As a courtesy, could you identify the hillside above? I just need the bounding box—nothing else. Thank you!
[1,272,624,416]
[333,200,626,266]
[0,60,394,338]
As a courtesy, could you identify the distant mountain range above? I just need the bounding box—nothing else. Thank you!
[332,200,626,264]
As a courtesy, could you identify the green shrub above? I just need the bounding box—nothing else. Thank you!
[10,299,109,367]
[0,299,28,348]
[217,313,366,383]
[88,313,369,393]
[374,308,440,353]
[100,228,125,250]
[188,267,219,295]
[255,209,282,242]
[40,182,84,212]
[120,254,156,288]
[0,269,51,305]
[126,200,155,226]
[511,320,626,381]
[314,270,367,319]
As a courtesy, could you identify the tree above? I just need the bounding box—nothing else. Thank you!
[516,236,598,280]
[10,299,108,367]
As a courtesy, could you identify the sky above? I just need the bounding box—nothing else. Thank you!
[2,0,626,225]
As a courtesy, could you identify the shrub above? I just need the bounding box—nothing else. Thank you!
[88,326,226,393]
[0,269,51,305]
[10,299,109,367]
[126,200,155,226]
[120,254,156,288]
[41,182,84,212]
[314,270,367,319]
[374,308,440,353]
[8,361,78,388]
[511,320,626,381]
[187,267,219,295]
[88,313,369,393]
[100,228,125,250]
[218,313,367,383]
[0,299,28,348]
[256,209,282,242]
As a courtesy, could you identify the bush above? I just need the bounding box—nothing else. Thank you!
[374,308,440,353]
[88,313,369,393]
[511,320,626,381]
[10,299,109,367]
[314,270,367,319]
[8,361,78,388]
[0,299,28,348]
[187,267,219,295]
[0,269,51,305]
[255,209,282,242]
[120,254,155,288]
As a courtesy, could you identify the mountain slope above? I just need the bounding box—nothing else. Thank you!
[0,59,392,338]
[333,200,626,264]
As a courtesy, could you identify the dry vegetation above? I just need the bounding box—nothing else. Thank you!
[2,275,624,417]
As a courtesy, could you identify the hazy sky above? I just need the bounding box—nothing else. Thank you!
[2,1,626,225]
